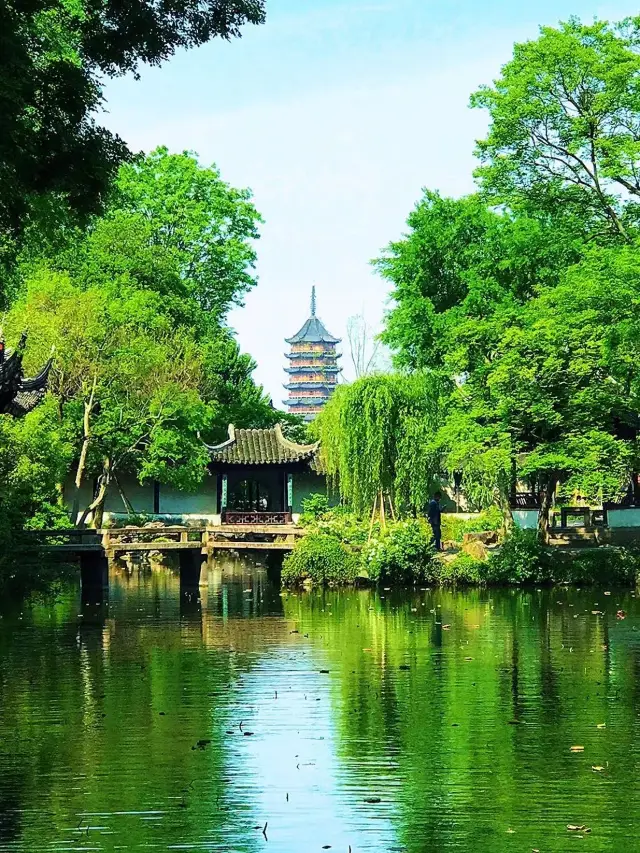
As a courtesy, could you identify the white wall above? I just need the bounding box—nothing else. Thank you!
[607,508,640,528]
[105,477,154,513]
[512,509,539,530]
[160,475,217,515]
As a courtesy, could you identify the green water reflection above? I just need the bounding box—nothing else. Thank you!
[0,561,639,852]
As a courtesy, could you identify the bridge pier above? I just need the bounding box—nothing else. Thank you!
[80,550,109,602]
[178,550,208,589]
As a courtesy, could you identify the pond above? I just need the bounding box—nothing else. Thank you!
[0,560,639,852]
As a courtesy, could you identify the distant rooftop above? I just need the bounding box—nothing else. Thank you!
[285,286,340,345]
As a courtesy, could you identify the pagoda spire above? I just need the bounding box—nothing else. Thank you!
[310,285,316,318]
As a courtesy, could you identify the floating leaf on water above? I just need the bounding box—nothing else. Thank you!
[596,723,606,729]
[567,824,586,831]
[570,745,585,752]
[617,610,626,620]
[604,591,611,596]
[592,766,605,772]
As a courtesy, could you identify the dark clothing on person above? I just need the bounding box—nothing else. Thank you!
[427,498,442,551]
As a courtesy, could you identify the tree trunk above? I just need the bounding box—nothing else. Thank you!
[70,376,97,525]
[114,473,135,514]
[77,457,111,529]
[498,493,514,538]
[537,473,557,544]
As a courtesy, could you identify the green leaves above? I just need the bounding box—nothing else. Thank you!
[314,374,443,515]
[471,17,640,240]
[115,149,262,321]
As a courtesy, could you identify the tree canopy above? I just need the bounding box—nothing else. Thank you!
[0,0,264,260]
[471,16,640,240]
[376,15,640,533]
[5,148,281,527]
[313,374,443,516]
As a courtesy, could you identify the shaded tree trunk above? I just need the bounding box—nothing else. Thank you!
[498,492,514,537]
[77,457,111,529]
[114,473,135,514]
[537,472,558,544]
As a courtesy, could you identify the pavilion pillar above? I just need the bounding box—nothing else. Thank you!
[287,472,294,518]
[221,473,228,520]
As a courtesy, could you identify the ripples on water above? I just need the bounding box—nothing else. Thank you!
[0,558,639,852]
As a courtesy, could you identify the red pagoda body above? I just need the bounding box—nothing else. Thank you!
[284,288,341,422]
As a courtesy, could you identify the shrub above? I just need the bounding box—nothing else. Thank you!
[300,493,330,521]
[439,553,488,585]
[364,519,437,585]
[441,505,504,544]
[549,548,640,586]
[282,533,360,586]
[487,528,551,583]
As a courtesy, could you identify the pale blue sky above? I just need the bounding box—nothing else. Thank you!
[103,0,635,404]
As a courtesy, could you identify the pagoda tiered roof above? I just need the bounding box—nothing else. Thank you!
[284,365,340,374]
[285,350,342,360]
[285,316,340,345]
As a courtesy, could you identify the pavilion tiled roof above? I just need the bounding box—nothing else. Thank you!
[205,424,319,465]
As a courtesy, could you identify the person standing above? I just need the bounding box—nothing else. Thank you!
[427,491,442,551]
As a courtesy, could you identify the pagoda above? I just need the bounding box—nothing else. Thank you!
[0,332,53,417]
[284,287,341,422]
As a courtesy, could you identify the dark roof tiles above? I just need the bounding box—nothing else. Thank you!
[285,316,340,345]
[206,424,318,465]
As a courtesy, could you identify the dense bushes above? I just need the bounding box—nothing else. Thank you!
[489,529,550,584]
[441,506,503,543]
[283,502,640,588]
[363,520,437,585]
[438,553,487,585]
[281,533,360,586]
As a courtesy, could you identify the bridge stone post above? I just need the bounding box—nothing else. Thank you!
[80,550,109,602]
[179,550,208,588]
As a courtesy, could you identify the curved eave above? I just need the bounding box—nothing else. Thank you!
[285,351,342,359]
[284,383,336,390]
[285,316,341,345]
[19,357,53,392]
[284,366,340,374]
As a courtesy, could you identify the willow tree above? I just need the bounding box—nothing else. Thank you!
[313,374,443,518]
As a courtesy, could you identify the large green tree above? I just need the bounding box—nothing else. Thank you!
[377,16,640,535]
[0,0,265,243]
[471,16,640,241]
[6,149,279,526]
